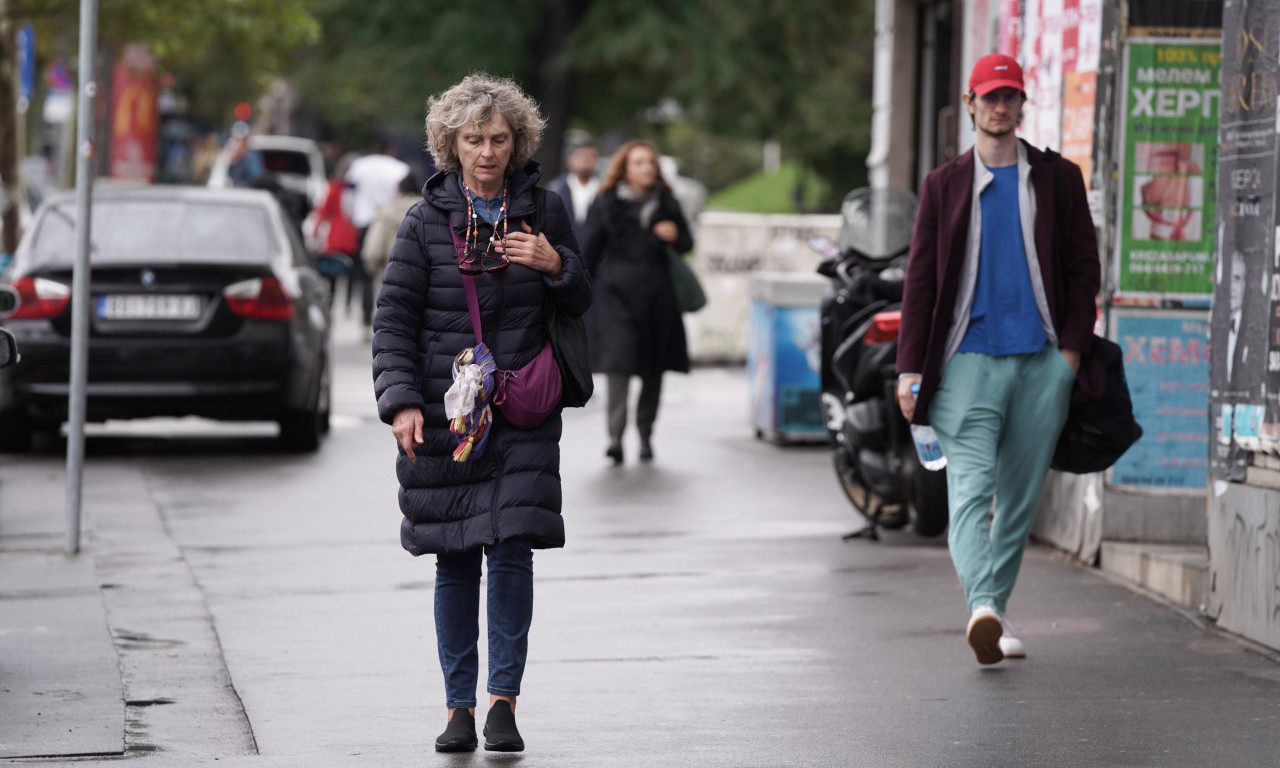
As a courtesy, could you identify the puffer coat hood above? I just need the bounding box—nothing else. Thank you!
[372,162,591,555]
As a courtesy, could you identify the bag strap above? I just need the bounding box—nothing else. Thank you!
[530,186,545,236]
[448,223,485,345]
[530,184,562,325]
[461,274,483,345]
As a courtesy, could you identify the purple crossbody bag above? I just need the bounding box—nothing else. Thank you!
[452,228,562,430]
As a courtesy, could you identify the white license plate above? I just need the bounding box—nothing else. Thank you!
[97,294,202,320]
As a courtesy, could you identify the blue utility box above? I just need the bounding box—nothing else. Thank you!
[748,272,827,443]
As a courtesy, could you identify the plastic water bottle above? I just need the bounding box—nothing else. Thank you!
[909,384,947,471]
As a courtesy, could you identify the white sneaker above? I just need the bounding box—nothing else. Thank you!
[999,615,1026,658]
[966,605,1004,665]
[999,635,1026,658]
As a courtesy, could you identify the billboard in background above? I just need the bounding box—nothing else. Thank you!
[1022,0,1065,151]
[109,44,158,183]
[999,0,1021,59]
[1110,310,1211,491]
[1062,71,1097,190]
[1210,0,1280,480]
[1016,0,1100,176]
[1075,0,1104,73]
[1116,39,1221,300]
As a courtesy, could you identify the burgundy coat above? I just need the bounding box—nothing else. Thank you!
[896,140,1101,426]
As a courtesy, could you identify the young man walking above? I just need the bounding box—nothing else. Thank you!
[895,53,1101,664]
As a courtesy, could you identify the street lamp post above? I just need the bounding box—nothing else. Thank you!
[66,0,98,555]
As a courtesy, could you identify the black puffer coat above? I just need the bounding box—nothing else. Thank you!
[372,162,591,556]
[584,185,693,375]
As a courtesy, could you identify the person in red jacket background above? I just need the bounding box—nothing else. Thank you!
[311,153,361,304]
[895,53,1100,666]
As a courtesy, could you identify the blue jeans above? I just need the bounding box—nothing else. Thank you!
[928,346,1074,614]
[434,538,534,709]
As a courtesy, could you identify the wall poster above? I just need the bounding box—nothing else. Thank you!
[1110,309,1211,491]
[1116,39,1222,300]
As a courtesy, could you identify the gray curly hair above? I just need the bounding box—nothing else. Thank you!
[425,73,547,176]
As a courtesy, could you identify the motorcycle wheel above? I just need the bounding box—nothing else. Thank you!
[832,449,909,529]
[909,452,949,538]
[832,449,871,514]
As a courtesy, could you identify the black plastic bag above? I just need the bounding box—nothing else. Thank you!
[1051,335,1143,474]
[546,296,593,408]
[529,185,593,408]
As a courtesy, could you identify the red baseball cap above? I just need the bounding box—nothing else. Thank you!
[969,53,1024,96]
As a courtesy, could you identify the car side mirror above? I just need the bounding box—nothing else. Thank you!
[0,284,17,317]
[315,254,352,278]
[0,328,18,368]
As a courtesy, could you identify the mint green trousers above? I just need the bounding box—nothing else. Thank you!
[928,346,1075,614]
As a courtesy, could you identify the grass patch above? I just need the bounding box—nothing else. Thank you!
[706,162,830,214]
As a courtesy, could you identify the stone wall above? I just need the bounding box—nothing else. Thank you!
[1208,481,1280,650]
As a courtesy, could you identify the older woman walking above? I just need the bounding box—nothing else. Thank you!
[372,73,590,753]
[584,139,694,464]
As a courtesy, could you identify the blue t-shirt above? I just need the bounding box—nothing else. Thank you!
[957,164,1049,356]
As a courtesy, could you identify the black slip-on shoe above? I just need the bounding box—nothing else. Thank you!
[639,438,654,461]
[483,700,525,752]
[434,709,478,753]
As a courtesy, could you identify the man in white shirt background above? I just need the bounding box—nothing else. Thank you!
[546,140,599,250]
[346,139,411,337]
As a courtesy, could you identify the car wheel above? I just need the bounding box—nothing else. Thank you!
[278,407,321,452]
[279,356,328,452]
[318,357,332,436]
[0,408,33,452]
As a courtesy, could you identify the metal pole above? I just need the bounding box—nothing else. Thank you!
[65,0,97,555]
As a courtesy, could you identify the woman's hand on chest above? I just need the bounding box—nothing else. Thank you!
[498,220,564,280]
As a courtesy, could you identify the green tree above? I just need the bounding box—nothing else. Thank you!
[292,1,544,143]
[291,0,593,171]
[565,0,875,204]
[11,0,319,126]
[291,1,875,205]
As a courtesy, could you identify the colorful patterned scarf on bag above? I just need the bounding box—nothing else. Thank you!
[443,342,496,462]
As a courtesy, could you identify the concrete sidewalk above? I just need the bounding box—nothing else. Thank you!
[0,461,121,759]
[1,453,255,761]
[4,309,1280,767]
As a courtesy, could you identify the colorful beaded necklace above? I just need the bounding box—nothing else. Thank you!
[456,182,509,273]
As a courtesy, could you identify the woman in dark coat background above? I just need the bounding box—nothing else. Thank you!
[371,73,590,753]
[584,139,694,464]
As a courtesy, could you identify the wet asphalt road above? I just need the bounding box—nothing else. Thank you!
[5,312,1280,768]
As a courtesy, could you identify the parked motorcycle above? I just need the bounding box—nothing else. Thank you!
[811,187,948,540]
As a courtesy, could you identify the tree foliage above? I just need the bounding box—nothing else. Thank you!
[11,0,319,126]
[9,1,877,206]
[291,0,875,204]
[565,0,876,199]
[292,1,543,142]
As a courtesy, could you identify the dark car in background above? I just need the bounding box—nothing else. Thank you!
[0,185,339,452]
